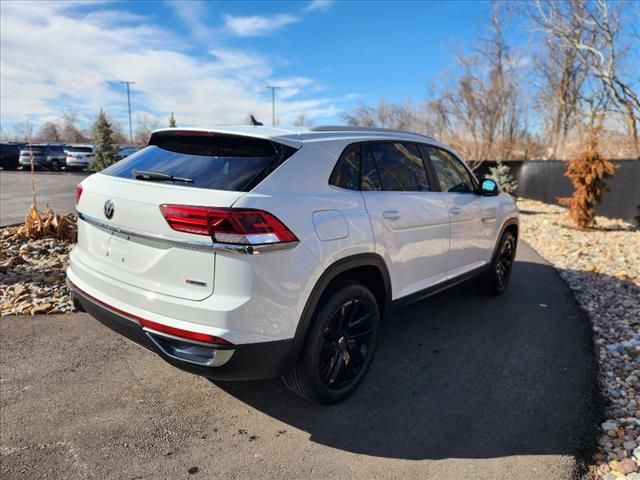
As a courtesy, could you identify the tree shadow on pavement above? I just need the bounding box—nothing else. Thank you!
[216,244,602,464]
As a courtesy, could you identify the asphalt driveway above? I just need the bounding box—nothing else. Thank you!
[0,171,88,226]
[0,242,600,480]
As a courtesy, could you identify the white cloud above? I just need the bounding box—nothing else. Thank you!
[166,0,212,42]
[304,0,334,12]
[0,1,342,134]
[223,14,298,37]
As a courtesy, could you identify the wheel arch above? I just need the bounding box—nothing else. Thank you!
[285,253,391,369]
[492,217,519,261]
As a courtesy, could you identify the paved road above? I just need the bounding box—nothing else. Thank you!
[0,243,599,480]
[0,171,88,226]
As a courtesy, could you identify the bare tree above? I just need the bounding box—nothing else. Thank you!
[431,10,527,165]
[534,29,586,158]
[13,120,34,142]
[342,104,377,127]
[104,115,129,145]
[293,113,314,126]
[134,113,160,145]
[530,0,640,156]
[36,121,62,142]
[341,101,421,132]
[58,109,87,143]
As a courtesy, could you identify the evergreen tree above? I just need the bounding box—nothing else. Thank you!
[89,110,118,172]
[169,112,177,128]
[488,160,517,194]
[558,118,617,229]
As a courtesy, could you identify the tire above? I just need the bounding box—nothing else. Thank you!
[50,160,60,172]
[282,282,380,404]
[481,231,517,296]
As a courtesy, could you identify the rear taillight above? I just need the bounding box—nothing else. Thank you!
[75,184,83,205]
[159,204,298,245]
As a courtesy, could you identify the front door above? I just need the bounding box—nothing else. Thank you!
[360,142,450,299]
[424,146,498,279]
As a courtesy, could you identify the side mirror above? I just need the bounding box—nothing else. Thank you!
[479,178,499,196]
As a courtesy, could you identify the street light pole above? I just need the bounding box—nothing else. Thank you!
[121,81,136,143]
[266,86,281,126]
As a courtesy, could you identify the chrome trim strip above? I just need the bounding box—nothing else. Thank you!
[144,330,235,367]
[78,212,298,255]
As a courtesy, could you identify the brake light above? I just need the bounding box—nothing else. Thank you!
[159,204,298,245]
[75,184,83,205]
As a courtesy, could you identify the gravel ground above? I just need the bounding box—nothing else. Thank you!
[0,227,74,316]
[517,198,640,480]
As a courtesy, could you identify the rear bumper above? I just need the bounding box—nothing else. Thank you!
[20,159,44,167]
[68,279,293,381]
[66,160,89,167]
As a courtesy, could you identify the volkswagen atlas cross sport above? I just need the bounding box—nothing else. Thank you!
[67,126,519,404]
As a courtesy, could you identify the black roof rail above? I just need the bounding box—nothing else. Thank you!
[309,125,436,141]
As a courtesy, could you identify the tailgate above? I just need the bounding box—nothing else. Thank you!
[76,174,243,301]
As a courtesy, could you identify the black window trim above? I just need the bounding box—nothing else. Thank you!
[421,144,479,194]
[330,140,436,193]
[328,142,363,191]
[329,140,479,194]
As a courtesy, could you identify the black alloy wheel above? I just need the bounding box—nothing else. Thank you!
[482,231,517,296]
[495,236,515,291]
[319,298,375,390]
[282,282,380,404]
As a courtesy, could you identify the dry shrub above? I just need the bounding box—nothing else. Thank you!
[13,205,77,242]
[558,119,618,229]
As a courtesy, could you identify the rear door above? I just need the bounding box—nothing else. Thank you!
[76,131,298,301]
[360,142,450,299]
[424,146,498,278]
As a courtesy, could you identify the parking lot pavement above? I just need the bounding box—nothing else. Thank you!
[0,242,599,480]
[0,171,88,226]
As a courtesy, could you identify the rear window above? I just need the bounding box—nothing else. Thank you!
[102,132,297,192]
[22,146,46,153]
[66,146,93,153]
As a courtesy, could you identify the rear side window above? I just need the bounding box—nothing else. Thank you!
[67,147,93,153]
[426,146,475,193]
[23,146,46,153]
[330,144,361,190]
[102,133,297,192]
[365,143,430,192]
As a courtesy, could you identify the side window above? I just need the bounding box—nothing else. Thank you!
[361,145,382,191]
[426,147,475,193]
[330,144,361,190]
[365,143,430,192]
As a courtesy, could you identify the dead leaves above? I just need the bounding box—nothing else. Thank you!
[8,205,77,242]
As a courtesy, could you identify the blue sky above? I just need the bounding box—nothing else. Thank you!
[1,0,512,134]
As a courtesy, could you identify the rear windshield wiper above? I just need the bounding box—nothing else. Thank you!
[133,170,194,184]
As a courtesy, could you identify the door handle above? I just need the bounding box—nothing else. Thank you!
[449,207,462,215]
[382,210,401,220]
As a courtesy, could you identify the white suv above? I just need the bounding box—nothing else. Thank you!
[65,144,95,171]
[67,126,518,404]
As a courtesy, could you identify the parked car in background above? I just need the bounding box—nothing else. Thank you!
[19,144,67,171]
[117,146,139,160]
[65,144,95,171]
[0,143,25,170]
[68,126,519,404]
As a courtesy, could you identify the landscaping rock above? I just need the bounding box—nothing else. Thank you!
[518,199,639,479]
[0,226,75,316]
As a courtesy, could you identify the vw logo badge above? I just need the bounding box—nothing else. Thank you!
[104,200,115,219]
